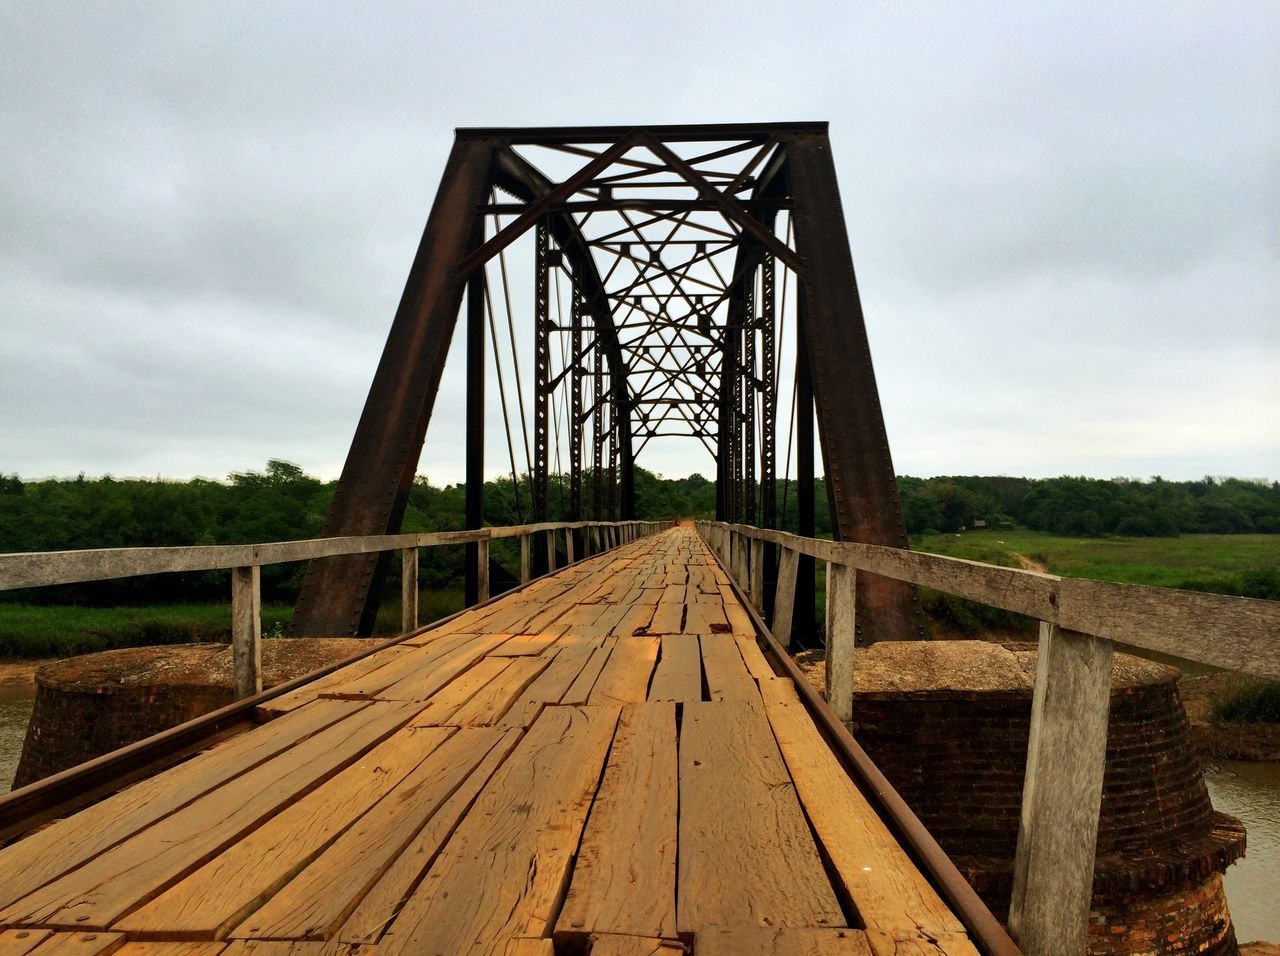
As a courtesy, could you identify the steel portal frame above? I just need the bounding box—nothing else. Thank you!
[292,123,921,644]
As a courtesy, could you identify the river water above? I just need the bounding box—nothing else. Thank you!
[0,683,34,793]
[0,680,1274,941]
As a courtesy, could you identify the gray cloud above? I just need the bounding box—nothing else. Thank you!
[1,1,1276,485]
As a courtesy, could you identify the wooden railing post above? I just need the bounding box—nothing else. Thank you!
[825,561,856,722]
[546,529,557,572]
[230,566,261,698]
[476,536,490,602]
[1008,623,1113,954]
[750,535,764,612]
[519,534,531,584]
[401,547,418,632]
[566,528,576,564]
[771,546,799,648]
[734,532,749,589]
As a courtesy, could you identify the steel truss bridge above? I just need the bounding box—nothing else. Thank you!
[0,124,1275,956]
[292,122,918,647]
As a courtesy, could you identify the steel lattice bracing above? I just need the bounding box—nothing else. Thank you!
[292,122,921,643]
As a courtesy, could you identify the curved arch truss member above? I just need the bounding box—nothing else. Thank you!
[292,123,920,643]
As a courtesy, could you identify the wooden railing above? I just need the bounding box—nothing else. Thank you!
[697,520,1280,956]
[0,519,670,698]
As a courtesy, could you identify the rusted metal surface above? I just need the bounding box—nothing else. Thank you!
[293,122,920,640]
[782,130,923,642]
[291,137,497,637]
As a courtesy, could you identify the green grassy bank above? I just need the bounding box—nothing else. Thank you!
[0,588,466,659]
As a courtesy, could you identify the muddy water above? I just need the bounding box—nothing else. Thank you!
[1204,761,1280,943]
[0,682,35,793]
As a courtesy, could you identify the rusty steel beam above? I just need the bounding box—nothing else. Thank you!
[292,136,497,637]
[782,130,922,643]
[494,148,636,519]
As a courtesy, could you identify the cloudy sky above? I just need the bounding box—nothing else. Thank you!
[2,2,1276,486]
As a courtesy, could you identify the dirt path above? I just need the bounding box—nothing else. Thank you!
[1013,553,1049,574]
[0,659,58,684]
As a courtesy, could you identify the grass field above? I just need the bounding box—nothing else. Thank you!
[0,588,466,659]
[910,531,1280,595]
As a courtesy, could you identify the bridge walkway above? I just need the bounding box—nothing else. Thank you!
[0,527,976,955]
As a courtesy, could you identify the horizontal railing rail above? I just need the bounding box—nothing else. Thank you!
[0,519,671,699]
[696,520,1279,956]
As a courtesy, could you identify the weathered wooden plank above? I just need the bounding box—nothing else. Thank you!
[562,638,618,705]
[234,727,518,941]
[477,537,491,603]
[699,635,759,701]
[1008,624,1113,956]
[400,547,418,633]
[770,547,799,647]
[310,633,479,699]
[372,633,510,701]
[218,943,351,955]
[734,633,775,682]
[499,639,603,728]
[0,929,53,955]
[0,699,367,911]
[825,562,856,722]
[503,941,554,956]
[113,943,227,955]
[231,566,261,699]
[678,699,842,932]
[406,657,512,726]
[864,933,979,956]
[646,636,702,703]
[646,602,684,635]
[26,933,127,955]
[750,536,765,611]
[489,635,556,656]
[698,927,873,955]
[610,603,656,636]
[1,699,422,928]
[117,726,456,938]
[556,704,677,941]
[379,706,621,955]
[588,638,660,705]
[761,685,966,944]
[581,936,686,955]
[720,586,757,636]
[257,646,412,719]
[448,656,550,726]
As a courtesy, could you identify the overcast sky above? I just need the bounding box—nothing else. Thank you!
[2,2,1276,486]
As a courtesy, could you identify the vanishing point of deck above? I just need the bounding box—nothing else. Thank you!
[0,528,974,955]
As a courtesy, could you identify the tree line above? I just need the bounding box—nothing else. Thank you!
[0,461,1274,605]
[898,474,1280,536]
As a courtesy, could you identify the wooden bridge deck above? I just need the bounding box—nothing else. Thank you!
[0,528,975,956]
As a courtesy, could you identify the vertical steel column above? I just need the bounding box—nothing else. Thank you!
[795,288,816,649]
[743,268,757,525]
[784,130,920,643]
[760,254,777,531]
[737,284,747,524]
[607,394,618,520]
[592,340,605,519]
[291,136,495,637]
[570,285,584,521]
[464,272,485,607]
[533,222,551,524]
